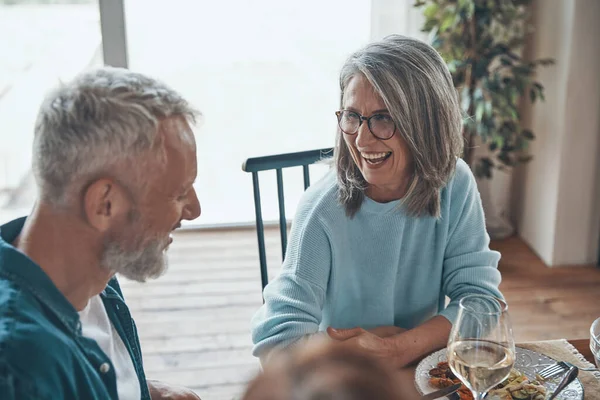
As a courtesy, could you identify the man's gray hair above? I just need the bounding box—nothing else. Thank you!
[32,66,200,206]
[335,34,464,218]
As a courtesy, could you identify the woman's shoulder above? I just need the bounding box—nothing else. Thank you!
[445,157,477,195]
[439,158,479,216]
[293,169,343,225]
[299,169,339,209]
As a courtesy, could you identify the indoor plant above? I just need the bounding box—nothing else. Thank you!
[414,0,554,178]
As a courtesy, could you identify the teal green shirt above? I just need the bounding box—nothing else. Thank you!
[0,217,151,400]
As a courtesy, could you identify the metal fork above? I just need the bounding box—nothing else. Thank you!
[538,360,598,380]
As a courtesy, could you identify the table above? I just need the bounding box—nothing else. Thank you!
[400,338,597,400]
[569,338,595,364]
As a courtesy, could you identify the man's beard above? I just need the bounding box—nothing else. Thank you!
[101,235,169,282]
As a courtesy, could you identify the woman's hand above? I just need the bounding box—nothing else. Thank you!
[367,325,406,338]
[327,327,398,367]
[148,380,202,400]
[327,316,452,368]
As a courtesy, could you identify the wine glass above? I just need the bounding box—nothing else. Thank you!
[591,317,600,369]
[447,294,515,400]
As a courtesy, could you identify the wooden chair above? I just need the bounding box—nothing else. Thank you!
[242,148,334,292]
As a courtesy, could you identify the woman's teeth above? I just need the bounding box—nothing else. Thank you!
[361,151,392,164]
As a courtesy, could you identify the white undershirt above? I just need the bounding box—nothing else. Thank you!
[79,295,142,400]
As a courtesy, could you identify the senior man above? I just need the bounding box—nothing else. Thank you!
[0,67,202,399]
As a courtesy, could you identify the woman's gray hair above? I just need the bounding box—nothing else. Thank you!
[32,66,200,207]
[335,34,463,218]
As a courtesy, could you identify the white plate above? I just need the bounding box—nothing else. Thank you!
[414,346,584,399]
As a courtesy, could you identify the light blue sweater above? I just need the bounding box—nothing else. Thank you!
[251,159,502,357]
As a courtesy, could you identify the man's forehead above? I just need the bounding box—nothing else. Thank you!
[160,116,196,144]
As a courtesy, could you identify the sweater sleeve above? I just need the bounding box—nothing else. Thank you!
[250,194,333,358]
[439,160,503,324]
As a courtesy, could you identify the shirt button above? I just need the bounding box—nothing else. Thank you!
[99,363,111,374]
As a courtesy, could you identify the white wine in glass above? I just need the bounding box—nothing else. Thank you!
[447,294,515,400]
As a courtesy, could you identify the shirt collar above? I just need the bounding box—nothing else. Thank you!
[0,216,82,335]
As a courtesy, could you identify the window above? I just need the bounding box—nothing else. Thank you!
[124,0,373,226]
[0,0,102,222]
[0,0,425,227]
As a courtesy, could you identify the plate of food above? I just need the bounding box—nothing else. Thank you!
[414,347,584,400]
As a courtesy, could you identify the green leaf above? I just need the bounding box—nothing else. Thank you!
[522,129,535,140]
[533,82,546,101]
[440,13,456,32]
[500,56,513,66]
[498,152,514,166]
[447,59,464,73]
[423,19,440,32]
[424,3,439,19]
[517,155,533,163]
[474,163,486,178]
[474,159,493,179]
[537,58,555,66]
[529,88,537,103]
[485,100,493,117]
[473,87,484,101]
[461,86,471,113]
[496,136,505,149]
[475,102,485,123]
[461,0,475,18]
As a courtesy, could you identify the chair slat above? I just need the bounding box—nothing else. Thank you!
[242,147,334,293]
[251,172,269,293]
[302,165,310,190]
[276,169,287,261]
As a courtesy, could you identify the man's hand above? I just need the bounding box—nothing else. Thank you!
[148,380,201,400]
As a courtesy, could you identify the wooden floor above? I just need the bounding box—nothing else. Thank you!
[119,227,600,400]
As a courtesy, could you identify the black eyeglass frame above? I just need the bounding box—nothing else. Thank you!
[335,110,397,140]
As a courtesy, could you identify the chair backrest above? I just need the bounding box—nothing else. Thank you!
[242,148,334,292]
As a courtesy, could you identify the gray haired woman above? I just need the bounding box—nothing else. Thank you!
[251,35,503,367]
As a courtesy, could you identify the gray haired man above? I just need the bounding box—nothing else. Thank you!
[0,67,201,399]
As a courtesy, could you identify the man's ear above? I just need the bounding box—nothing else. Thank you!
[83,178,131,232]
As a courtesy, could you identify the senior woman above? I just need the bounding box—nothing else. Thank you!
[251,34,503,368]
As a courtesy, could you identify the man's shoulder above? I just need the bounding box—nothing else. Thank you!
[0,279,75,374]
[0,278,43,328]
[0,281,89,399]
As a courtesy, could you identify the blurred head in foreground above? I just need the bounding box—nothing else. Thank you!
[242,339,419,400]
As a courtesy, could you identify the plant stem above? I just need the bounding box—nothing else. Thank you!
[464,129,476,167]
[463,8,478,168]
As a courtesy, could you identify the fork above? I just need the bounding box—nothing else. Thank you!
[537,360,599,380]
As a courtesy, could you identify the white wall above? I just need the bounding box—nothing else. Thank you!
[370,0,426,41]
[514,0,600,266]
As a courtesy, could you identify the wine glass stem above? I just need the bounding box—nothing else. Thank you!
[472,391,485,400]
